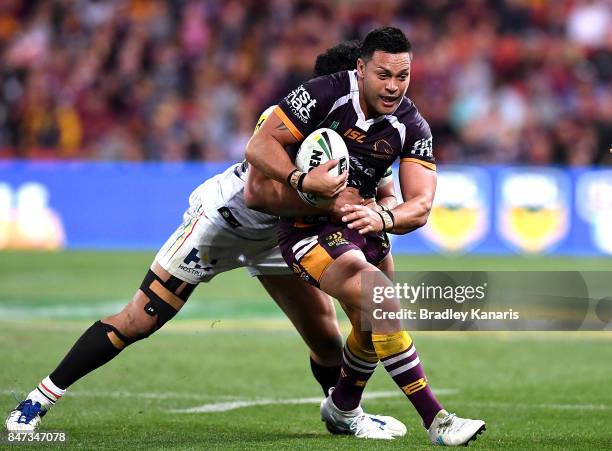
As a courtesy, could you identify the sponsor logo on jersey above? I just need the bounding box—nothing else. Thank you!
[286,85,317,123]
[179,248,216,276]
[344,128,366,143]
[421,168,489,252]
[498,169,569,253]
[325,231,350,248]
[373,139,394,155]
[410,137,433,158]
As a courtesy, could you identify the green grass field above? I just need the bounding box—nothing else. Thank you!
[1,251,612,449]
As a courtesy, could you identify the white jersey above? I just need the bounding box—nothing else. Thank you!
[192,162,279,241]
[156,163,288,284]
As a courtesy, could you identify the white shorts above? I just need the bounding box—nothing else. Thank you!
[155,167,291,285]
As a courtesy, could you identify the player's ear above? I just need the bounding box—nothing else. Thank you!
[357,58,366,79]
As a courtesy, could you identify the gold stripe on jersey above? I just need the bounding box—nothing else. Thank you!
[400,157,437,171]
[273,106,304,141]
[300,243,333,282]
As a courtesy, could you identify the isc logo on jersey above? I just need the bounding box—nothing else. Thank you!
[287,86,317,123]
[295,128,349,207]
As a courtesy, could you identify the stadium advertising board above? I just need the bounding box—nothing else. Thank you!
[0,162,609,255]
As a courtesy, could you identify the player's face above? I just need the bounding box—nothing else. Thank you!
[357,51,411,117]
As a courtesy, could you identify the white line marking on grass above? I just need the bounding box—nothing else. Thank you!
[171,389,459,413]
[0,302,128,320]
[464,401,612,411]
[1,389,239,401]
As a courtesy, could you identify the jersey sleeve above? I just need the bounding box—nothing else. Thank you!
[275,73,345,141]
[400,113,436,171]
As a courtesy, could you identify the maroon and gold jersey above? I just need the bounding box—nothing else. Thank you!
[276,70,435,198]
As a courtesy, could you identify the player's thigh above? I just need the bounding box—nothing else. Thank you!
[320,250,401,334]
[257,274,342,361]
[319,250,371,311]
[378,253,394,279]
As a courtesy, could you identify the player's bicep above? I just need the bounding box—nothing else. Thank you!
[398,160,436,207]
[245,108,299,181]
[253,107,300,148]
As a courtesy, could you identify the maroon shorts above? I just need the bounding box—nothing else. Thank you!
[278,221,390,288]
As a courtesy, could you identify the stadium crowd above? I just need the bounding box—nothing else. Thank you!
[0,0,610,165]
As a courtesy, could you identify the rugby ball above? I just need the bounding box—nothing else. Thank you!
[295,128,349,207]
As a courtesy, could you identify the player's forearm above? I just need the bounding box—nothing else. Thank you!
[387,195,432,234]
[244,177,324,216]
[245,133,296,185]
[377,194,398,211]
[244,165,323,216]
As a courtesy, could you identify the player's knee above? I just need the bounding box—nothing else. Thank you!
[124,301,158,338]
[312,343,343,366]
[103,298,157,341]
[137,269,195,331]
[310,330,343,365]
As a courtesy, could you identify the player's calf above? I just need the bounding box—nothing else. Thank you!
[6,266,195,432]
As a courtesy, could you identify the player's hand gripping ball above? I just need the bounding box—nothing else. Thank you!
[295,128,350,206]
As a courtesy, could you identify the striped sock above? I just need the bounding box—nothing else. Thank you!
[373,331,443,428]
[330,330,378,411]
[28,376,66,409]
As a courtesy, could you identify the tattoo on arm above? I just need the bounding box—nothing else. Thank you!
[275,123,288,131]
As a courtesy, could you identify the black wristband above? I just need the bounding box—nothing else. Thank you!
[287,169,298,188]
[296,172,307,192]
[378,210,395,232]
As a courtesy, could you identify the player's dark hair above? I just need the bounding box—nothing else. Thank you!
[361,26,411,61]
[313,40,362,77]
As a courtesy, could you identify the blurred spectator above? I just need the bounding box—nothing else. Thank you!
[0,0,609,165]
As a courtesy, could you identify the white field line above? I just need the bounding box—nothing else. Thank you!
[0,303,128,319]
[170,389,459,413]
[0,389,239,401]
[4,388,608,413]
[463,401,612,411]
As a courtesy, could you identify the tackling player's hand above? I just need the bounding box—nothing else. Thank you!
[362,198,382,212]
[328,188,363,221]
[302,159,348,198]
[341,204,384,235]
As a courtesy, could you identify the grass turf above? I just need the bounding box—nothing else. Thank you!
[1,251,611,449]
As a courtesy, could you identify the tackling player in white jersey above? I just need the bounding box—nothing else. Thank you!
[6,41,405,439]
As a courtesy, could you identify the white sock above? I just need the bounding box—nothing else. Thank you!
[28,376,66,409]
